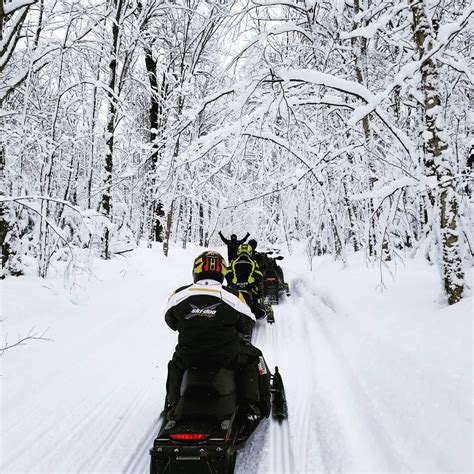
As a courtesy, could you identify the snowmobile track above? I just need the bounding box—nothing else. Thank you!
[248,313,296,473]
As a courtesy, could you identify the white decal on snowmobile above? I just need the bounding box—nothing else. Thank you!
[258,356,268,375]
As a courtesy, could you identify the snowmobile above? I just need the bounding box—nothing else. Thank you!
[258,252,290,305]
[150,365,287,474]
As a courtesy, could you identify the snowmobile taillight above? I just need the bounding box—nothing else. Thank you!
[266,277,276,281]
[169,433,208,441]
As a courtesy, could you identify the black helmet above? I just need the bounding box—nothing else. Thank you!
[192,251,227,283]
[230,234,237,241]
[248,239,257,250]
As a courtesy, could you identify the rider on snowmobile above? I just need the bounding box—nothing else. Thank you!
[248,239,288,292]
[218,231,250,263]
[248,239,263,266]
[225,244,265,319]
[164,250,270,421]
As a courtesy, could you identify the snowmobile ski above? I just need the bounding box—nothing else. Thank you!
[271,366,288,420]
[265,305,275,324]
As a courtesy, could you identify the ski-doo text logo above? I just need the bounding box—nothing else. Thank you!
[185,303,221,320]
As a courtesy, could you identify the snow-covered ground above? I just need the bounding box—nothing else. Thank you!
[1,243,472,473]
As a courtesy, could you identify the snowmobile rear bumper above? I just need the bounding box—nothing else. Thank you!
[150,438,231,460]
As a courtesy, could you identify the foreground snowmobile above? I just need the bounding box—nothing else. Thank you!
[150,366,287,474]
[258,252,290,305]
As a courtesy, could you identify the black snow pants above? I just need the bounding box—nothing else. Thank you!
[240,289,265,319]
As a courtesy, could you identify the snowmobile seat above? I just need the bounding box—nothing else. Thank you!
[174,367,237,422]
[180,367,236,398]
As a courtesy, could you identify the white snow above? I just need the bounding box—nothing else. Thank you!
[1,243,472,472]
[2,0,36,15]
[340,3,408,40]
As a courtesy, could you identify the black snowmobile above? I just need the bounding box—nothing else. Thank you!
[150,366,287,474]
[258,252,290,306]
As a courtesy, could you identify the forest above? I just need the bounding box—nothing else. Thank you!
[1,0,472,305]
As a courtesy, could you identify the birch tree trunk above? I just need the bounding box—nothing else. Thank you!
[101,0,125,259]
[351,0,379,258]
[411,1,464,304]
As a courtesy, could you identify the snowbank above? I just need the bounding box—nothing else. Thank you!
[294,247,473,472]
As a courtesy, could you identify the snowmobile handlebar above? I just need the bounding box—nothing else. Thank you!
[262,252,284,260]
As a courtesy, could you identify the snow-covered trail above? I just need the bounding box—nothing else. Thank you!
[2,305,166,472]
[2,245,471,473]
[239,263,471,473]
[238,279,404,473]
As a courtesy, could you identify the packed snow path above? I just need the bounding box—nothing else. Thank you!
[239,282,407,473]
[2,245,471,473]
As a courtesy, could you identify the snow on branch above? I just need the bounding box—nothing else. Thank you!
[0,195,102,217]
[278,68,417,159]
[278,69,373,102]
[345,3,473,130]
[251,0,308,13]
[340,3,408,40]
[2,0,36,16]
[1,195,108,245]
[350,176,438,201]
[0,52,51,102]
[229,23,314,67]
[437,4,474,45]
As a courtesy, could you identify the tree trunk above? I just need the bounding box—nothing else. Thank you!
[144,49,167,247]
[198,203,204,247]
[0,144,11,278]
[351,0,380,257]
[101,0,124,259]
[411,1,464,304]
[37,15,73,277]
[204,204,211,247]
[343,179,359,252]
[163,202,174,257]
[87,50,103,210]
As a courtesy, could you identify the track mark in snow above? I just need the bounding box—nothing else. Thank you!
[249,313,298,473]
[123,416,163,473]
[296,288,409,472]
[2,385,121,471]
[77,386,150,472]
[244,275,410,473]
[272,295,328,473]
